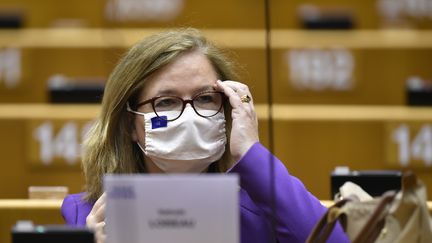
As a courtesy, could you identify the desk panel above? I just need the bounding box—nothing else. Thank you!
[273,120,432,200]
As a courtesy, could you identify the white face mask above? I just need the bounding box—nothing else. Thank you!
[136,106,226,173]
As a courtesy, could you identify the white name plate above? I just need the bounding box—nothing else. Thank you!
[105,174,239,243]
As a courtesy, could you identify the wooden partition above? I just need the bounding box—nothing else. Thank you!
[0,0,432,234]
[0,0,269,201]
[269,0,432,199]
[271,0,432,29]
[265,105,432,199]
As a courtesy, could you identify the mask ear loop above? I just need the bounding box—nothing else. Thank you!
[126,101,134,112]
[127,101,147,156]
[136,142,147,155]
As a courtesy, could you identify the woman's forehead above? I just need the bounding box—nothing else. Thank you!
[138,52,218,98]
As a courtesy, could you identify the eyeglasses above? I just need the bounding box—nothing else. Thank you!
[127,91,224,121]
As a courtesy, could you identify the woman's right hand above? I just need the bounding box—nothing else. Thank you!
[216,80,259,162]
[86,193,106,243]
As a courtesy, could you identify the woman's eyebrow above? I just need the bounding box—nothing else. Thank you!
[151,84,216,98]
[194,85,216,93]
[154,89,178,96]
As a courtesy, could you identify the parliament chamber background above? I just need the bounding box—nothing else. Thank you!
[1,0,432,242]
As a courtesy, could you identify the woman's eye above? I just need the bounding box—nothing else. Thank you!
[155,98,178,108]
[195,95,214,103]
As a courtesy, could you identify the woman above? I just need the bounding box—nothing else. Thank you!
[61,28,348,243]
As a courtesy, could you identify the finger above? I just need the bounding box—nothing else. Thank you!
[86,193,106,226]
[218,81,254,106]
[220,80,252,97]
[93,202,106,222]
[216,80,244,108]
[98,234,106,243]
[94,221,106,243]
[93,193,106,211]
[95,221,105,232]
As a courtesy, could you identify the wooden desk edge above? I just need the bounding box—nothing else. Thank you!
[0,199,430,212]
[321,200,432,211]
[0,199,63,209]
[1,29,432,49]
[2,104,432,121]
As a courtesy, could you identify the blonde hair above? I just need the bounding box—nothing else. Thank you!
[83,28,238,202]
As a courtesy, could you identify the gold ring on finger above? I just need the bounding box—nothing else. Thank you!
[240,94,251,103]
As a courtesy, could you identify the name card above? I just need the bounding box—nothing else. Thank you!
[105,174,239,243]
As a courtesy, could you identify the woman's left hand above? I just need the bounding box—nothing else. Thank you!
[216,80,259,162]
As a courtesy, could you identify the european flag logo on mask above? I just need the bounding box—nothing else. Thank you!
[151,116,168,129]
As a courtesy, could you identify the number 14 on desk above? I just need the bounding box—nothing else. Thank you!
[386,122,432,168]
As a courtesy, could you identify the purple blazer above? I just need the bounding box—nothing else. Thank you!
[61,142,349,243]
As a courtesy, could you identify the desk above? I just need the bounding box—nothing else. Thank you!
[322,200,432,209]
[0,200,63,243]
[1,199,431,243]
[0,199,62,209]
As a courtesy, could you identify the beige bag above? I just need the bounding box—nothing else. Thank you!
[306,172,432,243]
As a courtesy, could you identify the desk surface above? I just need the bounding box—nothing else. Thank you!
[2,104,432,121]
[1,29,432,49]
[0,199,431,211]
[0,199,63,209]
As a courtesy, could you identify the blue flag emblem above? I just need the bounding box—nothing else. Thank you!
[151,116,168,129]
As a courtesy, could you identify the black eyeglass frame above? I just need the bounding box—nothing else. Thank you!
[127,91,225,121]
